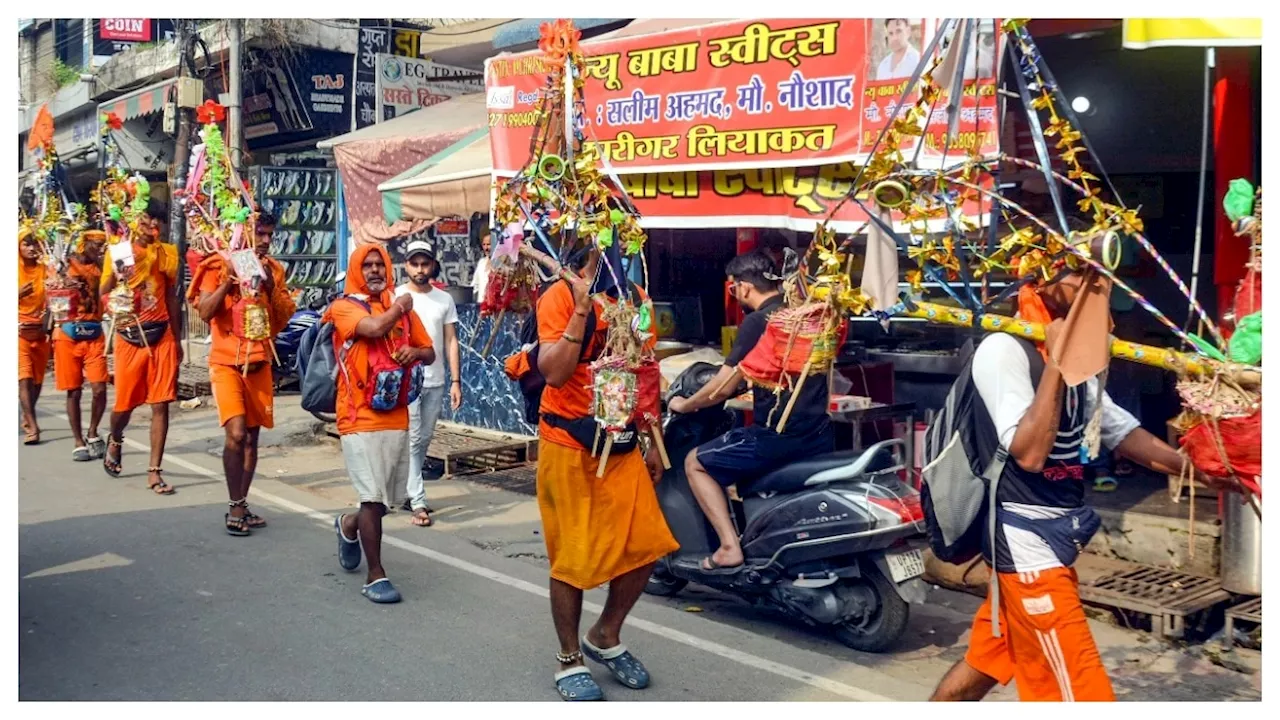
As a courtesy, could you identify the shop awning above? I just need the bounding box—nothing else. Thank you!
[98,78,176,121]
[1122,18,1262,49]
[380,127,491,223]
[318,92,485,149]
[491,18,620,49]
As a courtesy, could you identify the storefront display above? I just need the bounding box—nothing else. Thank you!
[254,166,339,308]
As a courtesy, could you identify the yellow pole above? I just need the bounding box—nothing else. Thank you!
[903,301,1259,384]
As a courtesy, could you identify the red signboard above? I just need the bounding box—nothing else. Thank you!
[495,163,994,233]
[99,18,151,43]
[486,18,1000,175]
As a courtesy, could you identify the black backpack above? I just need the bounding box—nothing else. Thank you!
[919,335,1044,565]
[514,280,639,425]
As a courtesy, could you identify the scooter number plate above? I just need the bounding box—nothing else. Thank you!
[885,549,925,583]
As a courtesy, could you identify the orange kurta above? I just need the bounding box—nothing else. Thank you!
[533,280,676,590]
[18,248,49,385]
[104,240,179,412]
[52,256,108,391]
[187,253,296,428]
[323,244,432,436]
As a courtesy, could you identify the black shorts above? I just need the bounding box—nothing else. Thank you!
[695,425,833,488]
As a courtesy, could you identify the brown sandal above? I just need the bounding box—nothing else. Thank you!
[147,467,176,495]
[241,501,266,529]
[410,507,434,527]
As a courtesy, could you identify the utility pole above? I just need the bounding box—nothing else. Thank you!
[228,19,244,171]
[170,19,195,365]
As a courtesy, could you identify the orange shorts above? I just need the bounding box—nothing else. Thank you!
[53,328,109,391]
[18,334,51,385]
[211,362,275,429]
[965,566,1115,702]
[113,329,178,412]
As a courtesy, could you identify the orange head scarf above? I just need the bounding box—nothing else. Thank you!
[18,228,47,324]
[343,243,395,307]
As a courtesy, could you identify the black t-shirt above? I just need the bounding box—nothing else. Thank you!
[725,295,831,448]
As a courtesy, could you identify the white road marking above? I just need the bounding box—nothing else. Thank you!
[46,410,897,702]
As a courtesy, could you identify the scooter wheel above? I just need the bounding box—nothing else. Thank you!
[644,568,688,597]
[831,566,909,653]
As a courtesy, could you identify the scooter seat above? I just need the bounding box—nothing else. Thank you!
[742,448,896,495]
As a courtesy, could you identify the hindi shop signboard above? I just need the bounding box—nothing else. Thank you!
[486,18,1000,175]
[375,55,484,122]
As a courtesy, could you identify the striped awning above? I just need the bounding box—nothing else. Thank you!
[99,78,176,121]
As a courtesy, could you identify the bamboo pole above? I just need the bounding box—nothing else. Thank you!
[904,301,1260,385]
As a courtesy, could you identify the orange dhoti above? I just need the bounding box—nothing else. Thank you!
[53,328,109,391]
[535,440,679,590]
[18,333,51,386]
[112,329,178,412]
[965,567,1115,702]
[211,363,275,428]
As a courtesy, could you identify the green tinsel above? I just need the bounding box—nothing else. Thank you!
[1228,312,1262,365]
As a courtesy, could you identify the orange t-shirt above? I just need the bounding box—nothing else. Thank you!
[63,257,104,322]
[536,281,655,448]
[18,258,47,325]
[101,241,179,324]
[329,296,433,435]
[190,255,298,367]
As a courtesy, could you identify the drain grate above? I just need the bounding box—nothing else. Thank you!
[468,463,538,496]
[1080,565,1231,638]
[427,428,533,477]
[1224,597,1262,648]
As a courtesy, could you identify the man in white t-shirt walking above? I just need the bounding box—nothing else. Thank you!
[877,18,921,80]
[394,238,463,527]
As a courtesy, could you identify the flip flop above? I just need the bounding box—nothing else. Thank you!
[1092,476,1118,493]
[72,446,92,462]
[554,666,604,701]
[335,515,362,571]
[147,468,176,495]
[361,578,402,604]
[582,636,651,689]
[23,429,40,446]
[410,507,434,527]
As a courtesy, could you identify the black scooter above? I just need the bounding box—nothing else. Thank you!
[647,362,928,653]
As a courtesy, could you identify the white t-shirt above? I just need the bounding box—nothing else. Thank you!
[877,47,921,81]
[472,257,491,301]
[394,283,458,388]
[971,333,1140,453]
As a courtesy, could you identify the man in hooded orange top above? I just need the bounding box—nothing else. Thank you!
[54,229,110,461]
[327,243,434,604]
[533,249,678,701]
[18,225,49,445]
[100,204,182,495]
[189,211,296,536]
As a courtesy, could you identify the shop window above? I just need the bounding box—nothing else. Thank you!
[55,19,86,71]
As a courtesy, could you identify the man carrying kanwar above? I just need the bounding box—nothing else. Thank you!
[329,243,435,604]
[18,223,49,445]
[929,241,1230,702]
[101,202,183,496]
[189,211,296,535]
[533,248,678,701]
[54,228,110,460]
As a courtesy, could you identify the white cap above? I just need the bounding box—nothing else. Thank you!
[404,238,436,260]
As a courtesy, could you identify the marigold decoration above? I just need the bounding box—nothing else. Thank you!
[23,106,92,315]
[196,99,227,125]
[103,111,124,131]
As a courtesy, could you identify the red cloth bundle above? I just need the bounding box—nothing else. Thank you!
[631,359,662,430]
[738,307,847,389]
[1180,411,1262,497]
